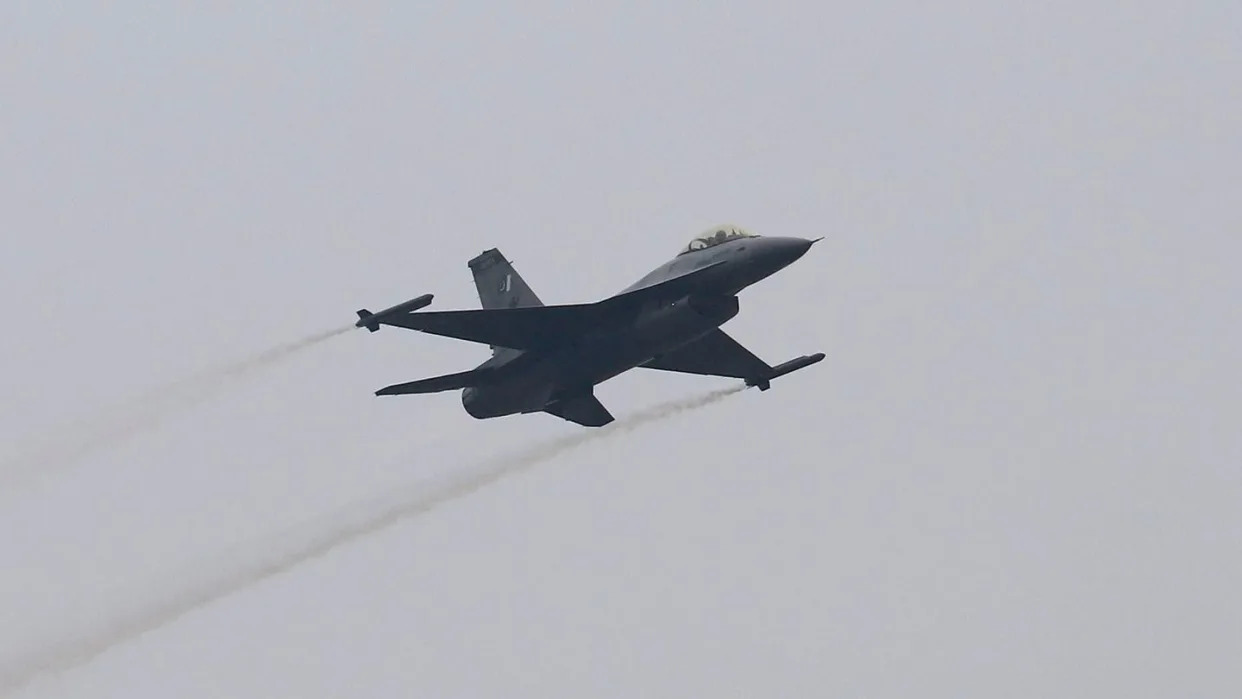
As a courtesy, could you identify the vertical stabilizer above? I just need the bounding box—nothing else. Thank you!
[467,248,544,310]
[467,248,544,356]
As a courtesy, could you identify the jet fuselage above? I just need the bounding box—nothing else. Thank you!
[460,235,813,419]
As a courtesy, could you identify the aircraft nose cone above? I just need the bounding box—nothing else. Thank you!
[729,235,819,291]
[769,236,815,266]
[787,236,814,259]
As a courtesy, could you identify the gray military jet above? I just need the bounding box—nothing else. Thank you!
[354,224,824,427]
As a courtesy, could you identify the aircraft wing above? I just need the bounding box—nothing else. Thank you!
[639,328,772,380]
[371,260,730,350]
[374,303,608,350]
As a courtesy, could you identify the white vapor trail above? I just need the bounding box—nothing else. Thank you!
[0,385,744,695]
[0,325,353,495]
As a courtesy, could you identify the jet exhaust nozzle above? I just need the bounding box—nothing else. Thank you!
[355,293,434,332]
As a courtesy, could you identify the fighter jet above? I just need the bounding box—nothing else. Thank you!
[354,224,824,427]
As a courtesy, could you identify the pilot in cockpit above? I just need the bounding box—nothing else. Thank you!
[677,224,759,256]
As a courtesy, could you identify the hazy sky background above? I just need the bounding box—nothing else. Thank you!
[2,1,1239,696]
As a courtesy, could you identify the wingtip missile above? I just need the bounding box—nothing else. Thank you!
[746,352,825,391]
[769,352,825,378]
[355,293,434,332]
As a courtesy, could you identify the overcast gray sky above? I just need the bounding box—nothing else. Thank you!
[2,1,1239,697]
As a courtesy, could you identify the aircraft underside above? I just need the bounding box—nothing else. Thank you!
[461,294,741,426]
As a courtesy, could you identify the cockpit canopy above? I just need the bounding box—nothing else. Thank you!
[677,224,759,256]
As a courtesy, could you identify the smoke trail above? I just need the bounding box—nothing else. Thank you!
[0,325,353,494]
[0,385,743,695]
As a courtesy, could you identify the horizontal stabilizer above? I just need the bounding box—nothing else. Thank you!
[375,368,490,396]
[543,392,614,427]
